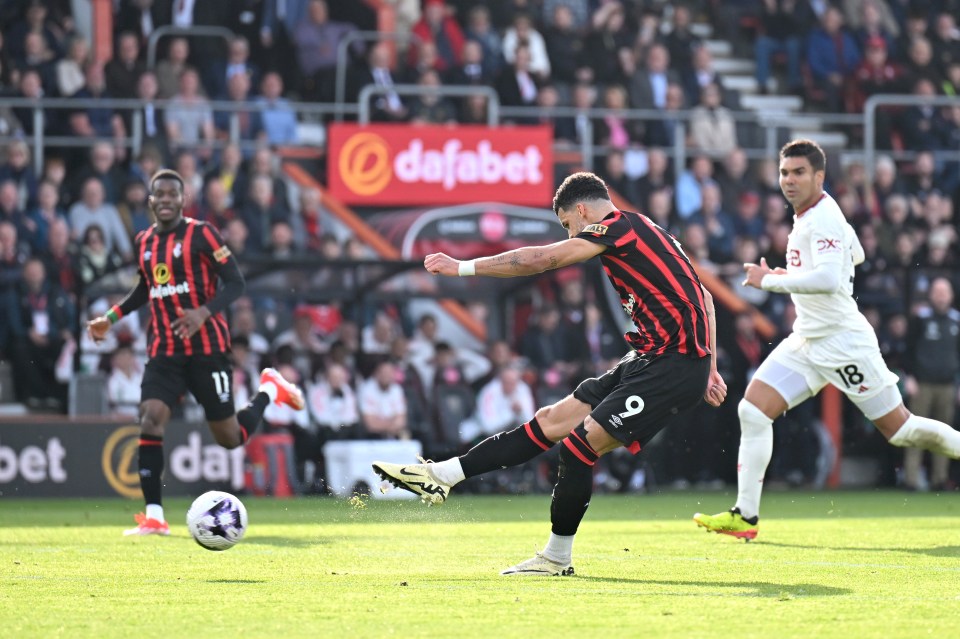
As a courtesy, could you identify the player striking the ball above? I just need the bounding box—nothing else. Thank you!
[87,169,304,536]
[374,171,726,575]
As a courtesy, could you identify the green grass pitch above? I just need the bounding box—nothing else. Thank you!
[1,491,959,638]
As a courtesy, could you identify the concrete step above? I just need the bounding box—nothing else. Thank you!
[758,113,823,129]
[740,94,804,113]
[723,74,778,93]
[690,22,714,39]
[790,129,849,148]
[713,58,756,74]
[704,39,732,57]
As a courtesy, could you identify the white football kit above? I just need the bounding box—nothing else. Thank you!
[752,192,901,419]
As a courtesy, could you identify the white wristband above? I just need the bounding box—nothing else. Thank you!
[458,260,477,276]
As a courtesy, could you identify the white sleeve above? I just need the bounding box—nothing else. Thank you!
[761,262,841,294]
[810,214,846,268]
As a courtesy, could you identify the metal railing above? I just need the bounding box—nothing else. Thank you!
[334,30,422,122]
[4,91,956,183]
[864,94,960,184]
[146,25,236,69]
[358,84,500,126]
[0,96,358,173]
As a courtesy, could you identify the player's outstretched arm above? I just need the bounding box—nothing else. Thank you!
[86,276,149,342]
[424,238,604,279]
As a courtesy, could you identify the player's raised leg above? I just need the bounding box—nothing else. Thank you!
[373,394,591,504]
[206,365,305,449]
[871,397,960,464]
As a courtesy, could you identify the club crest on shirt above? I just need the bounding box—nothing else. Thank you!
[583,223,608,235]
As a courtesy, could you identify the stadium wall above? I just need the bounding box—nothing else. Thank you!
[0,421,244,498]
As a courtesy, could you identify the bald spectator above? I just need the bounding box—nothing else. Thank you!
[68,141,125,205]
[0,180,31,247]
[904,278,960,491]
[104,32,144,98]
[254,72,298,146]
[0,221,28,295]
[358,360,409,439]
[292,0,360,102]
[465,366,536,442]
[69,63,127,154]
[240,175,291,252]
[689,83,738,157]
[165,67,215,158]
[156,37,190,99]
[67,178,131,261]
[28,180,67,254]
[198,178,236,231]
[297,187,332,253]
[2,258,75,409]
[207,35,258,100]
[56,35,88,98]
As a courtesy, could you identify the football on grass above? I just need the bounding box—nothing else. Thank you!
[186,491,248,551]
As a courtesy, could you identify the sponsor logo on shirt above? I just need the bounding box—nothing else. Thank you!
[816,238,841,254]
[583,223,608,235]
[789,249,801,266]
[150,281,191,299]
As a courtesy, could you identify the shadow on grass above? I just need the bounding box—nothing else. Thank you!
[576,576,851,597]
[243,535,329,548]
[759,541,960,557]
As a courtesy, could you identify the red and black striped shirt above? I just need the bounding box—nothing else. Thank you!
[577,210,710,357]
[132,218,235,357]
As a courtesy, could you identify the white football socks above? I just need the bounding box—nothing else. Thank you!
[542,533,574,564]
[889,413,960,458]
[733,399,774,521]
[145,504,165,522]
[427,458,466,485]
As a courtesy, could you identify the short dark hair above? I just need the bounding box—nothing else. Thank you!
[780,139,826,173]
[552,172,610,215]
[149,169,185,192]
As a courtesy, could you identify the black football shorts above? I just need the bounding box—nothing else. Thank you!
[573,350,710,450]
[141,353,236,421]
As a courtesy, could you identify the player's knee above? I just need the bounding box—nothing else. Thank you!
[210,423,243,449]
[738,399,773,437]
[138,408,166,437]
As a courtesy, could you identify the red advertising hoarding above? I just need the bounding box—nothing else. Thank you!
[327,123,554,206]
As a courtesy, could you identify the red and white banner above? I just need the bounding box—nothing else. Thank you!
[327,123,554,206]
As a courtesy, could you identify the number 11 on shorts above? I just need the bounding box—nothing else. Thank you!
[211,371,230,395]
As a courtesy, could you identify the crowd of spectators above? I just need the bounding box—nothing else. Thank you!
[1,0,959,493]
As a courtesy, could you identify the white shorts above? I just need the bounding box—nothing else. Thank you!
[753,329,902,420]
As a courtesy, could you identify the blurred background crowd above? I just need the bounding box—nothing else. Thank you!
[1,0,959,495]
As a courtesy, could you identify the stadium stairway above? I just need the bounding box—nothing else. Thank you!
[691,22,849,150]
